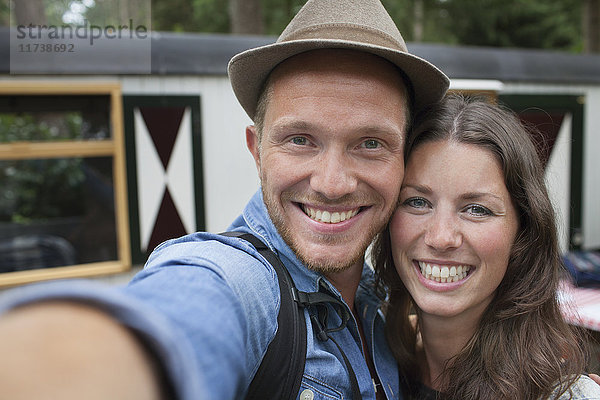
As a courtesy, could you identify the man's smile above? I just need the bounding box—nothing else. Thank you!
[300,204,361,224]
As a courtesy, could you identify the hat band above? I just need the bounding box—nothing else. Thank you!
[279,23,408,52]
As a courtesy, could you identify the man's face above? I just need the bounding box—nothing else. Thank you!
[247,50,408,274]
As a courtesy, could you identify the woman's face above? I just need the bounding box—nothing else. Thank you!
[390,140,519,321]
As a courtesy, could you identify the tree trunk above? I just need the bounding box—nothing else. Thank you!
[583,0,600,53]
[13,0,47,25]
[119,0,151,26]
[229,0,263,34]
[413,0,424,42]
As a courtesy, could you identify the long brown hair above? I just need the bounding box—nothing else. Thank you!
[372,94,587,399]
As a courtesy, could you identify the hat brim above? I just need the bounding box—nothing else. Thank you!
[228,38,449,121]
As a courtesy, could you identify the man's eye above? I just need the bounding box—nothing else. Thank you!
[291,137,308,145]
[363,139,381,149]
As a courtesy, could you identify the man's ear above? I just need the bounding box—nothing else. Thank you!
[246,125,261,172]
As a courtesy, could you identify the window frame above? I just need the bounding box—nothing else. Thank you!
[0,81,131,287]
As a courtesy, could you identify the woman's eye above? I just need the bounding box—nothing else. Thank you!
[362,139,381,149]
[404,197,428,209]
[466,204,492,216]
[291,137,308,145]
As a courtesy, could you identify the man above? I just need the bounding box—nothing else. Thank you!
[0,0,448,399]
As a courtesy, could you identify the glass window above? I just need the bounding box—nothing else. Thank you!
[0,157,118,271]
[0,95,111,142]
[0,83,130,287]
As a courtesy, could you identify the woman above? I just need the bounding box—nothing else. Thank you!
[373,94,600,399]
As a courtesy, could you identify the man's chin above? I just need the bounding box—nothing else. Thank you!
[264,193,375,274]
[291,244,365,275]
[279,222,374,274]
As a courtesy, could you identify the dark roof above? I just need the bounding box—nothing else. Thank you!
[409,42,600,84]
[2,29,599,84]
[150,32,274,75]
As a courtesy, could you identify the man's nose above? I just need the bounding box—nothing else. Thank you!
[424,212,462,251]
[309,150,358,199]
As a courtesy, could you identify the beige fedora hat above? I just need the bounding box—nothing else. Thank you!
[228,0,449,121]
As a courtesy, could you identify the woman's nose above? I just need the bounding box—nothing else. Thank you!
[424,213,462,251]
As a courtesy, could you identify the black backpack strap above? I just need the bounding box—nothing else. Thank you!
[297,291,363,400]
[220,232,307,400]
[220,231,363,400]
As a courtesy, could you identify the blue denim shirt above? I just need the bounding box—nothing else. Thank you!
[0,190,400,400]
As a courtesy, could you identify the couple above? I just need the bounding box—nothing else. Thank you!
[0,0,599,399]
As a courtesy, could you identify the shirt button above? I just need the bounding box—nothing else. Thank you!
[300,389,314,400]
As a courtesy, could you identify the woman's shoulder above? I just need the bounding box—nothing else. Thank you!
[552,375,600,399]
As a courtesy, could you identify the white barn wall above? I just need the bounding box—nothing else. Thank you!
[120,75,260,232]
[583,88,600,249]
[544,114,572,253]
[193,77,260,232]
[502,83,600,249]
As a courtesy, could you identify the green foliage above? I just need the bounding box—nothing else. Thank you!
[263,0,305,35]
[0,1,9,26]
[152,0,196,32]
[0,158,86,223]
[382,0,459,44]
[151,0,229,32]
[439,0,583,51]
[192,0,230,33]
[84,0,151,26]
[2,0,588,51]
[0,114,86,223]
[43,0,72,25]
[0,113,81,142]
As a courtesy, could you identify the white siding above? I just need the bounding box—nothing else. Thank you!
[502,83,600,249]
[583,88,600,249]
[544,114,572,253]
[122,75,259,232]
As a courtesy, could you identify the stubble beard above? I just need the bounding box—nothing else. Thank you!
[262,186,392,275]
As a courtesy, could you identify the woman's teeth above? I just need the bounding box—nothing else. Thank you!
[302,205,359,224]
[418,261,470,283]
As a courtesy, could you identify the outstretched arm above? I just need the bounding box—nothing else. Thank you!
[0,301,165,400]
[0,235,280,399]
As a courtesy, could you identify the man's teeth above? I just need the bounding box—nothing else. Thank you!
[418,261,470,283]
[302,205,359,224]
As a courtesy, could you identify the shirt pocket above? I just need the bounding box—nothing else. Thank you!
[297,374,344,400]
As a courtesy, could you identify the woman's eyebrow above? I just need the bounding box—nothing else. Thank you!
[459,192,504,202]
[400,183,432,194]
